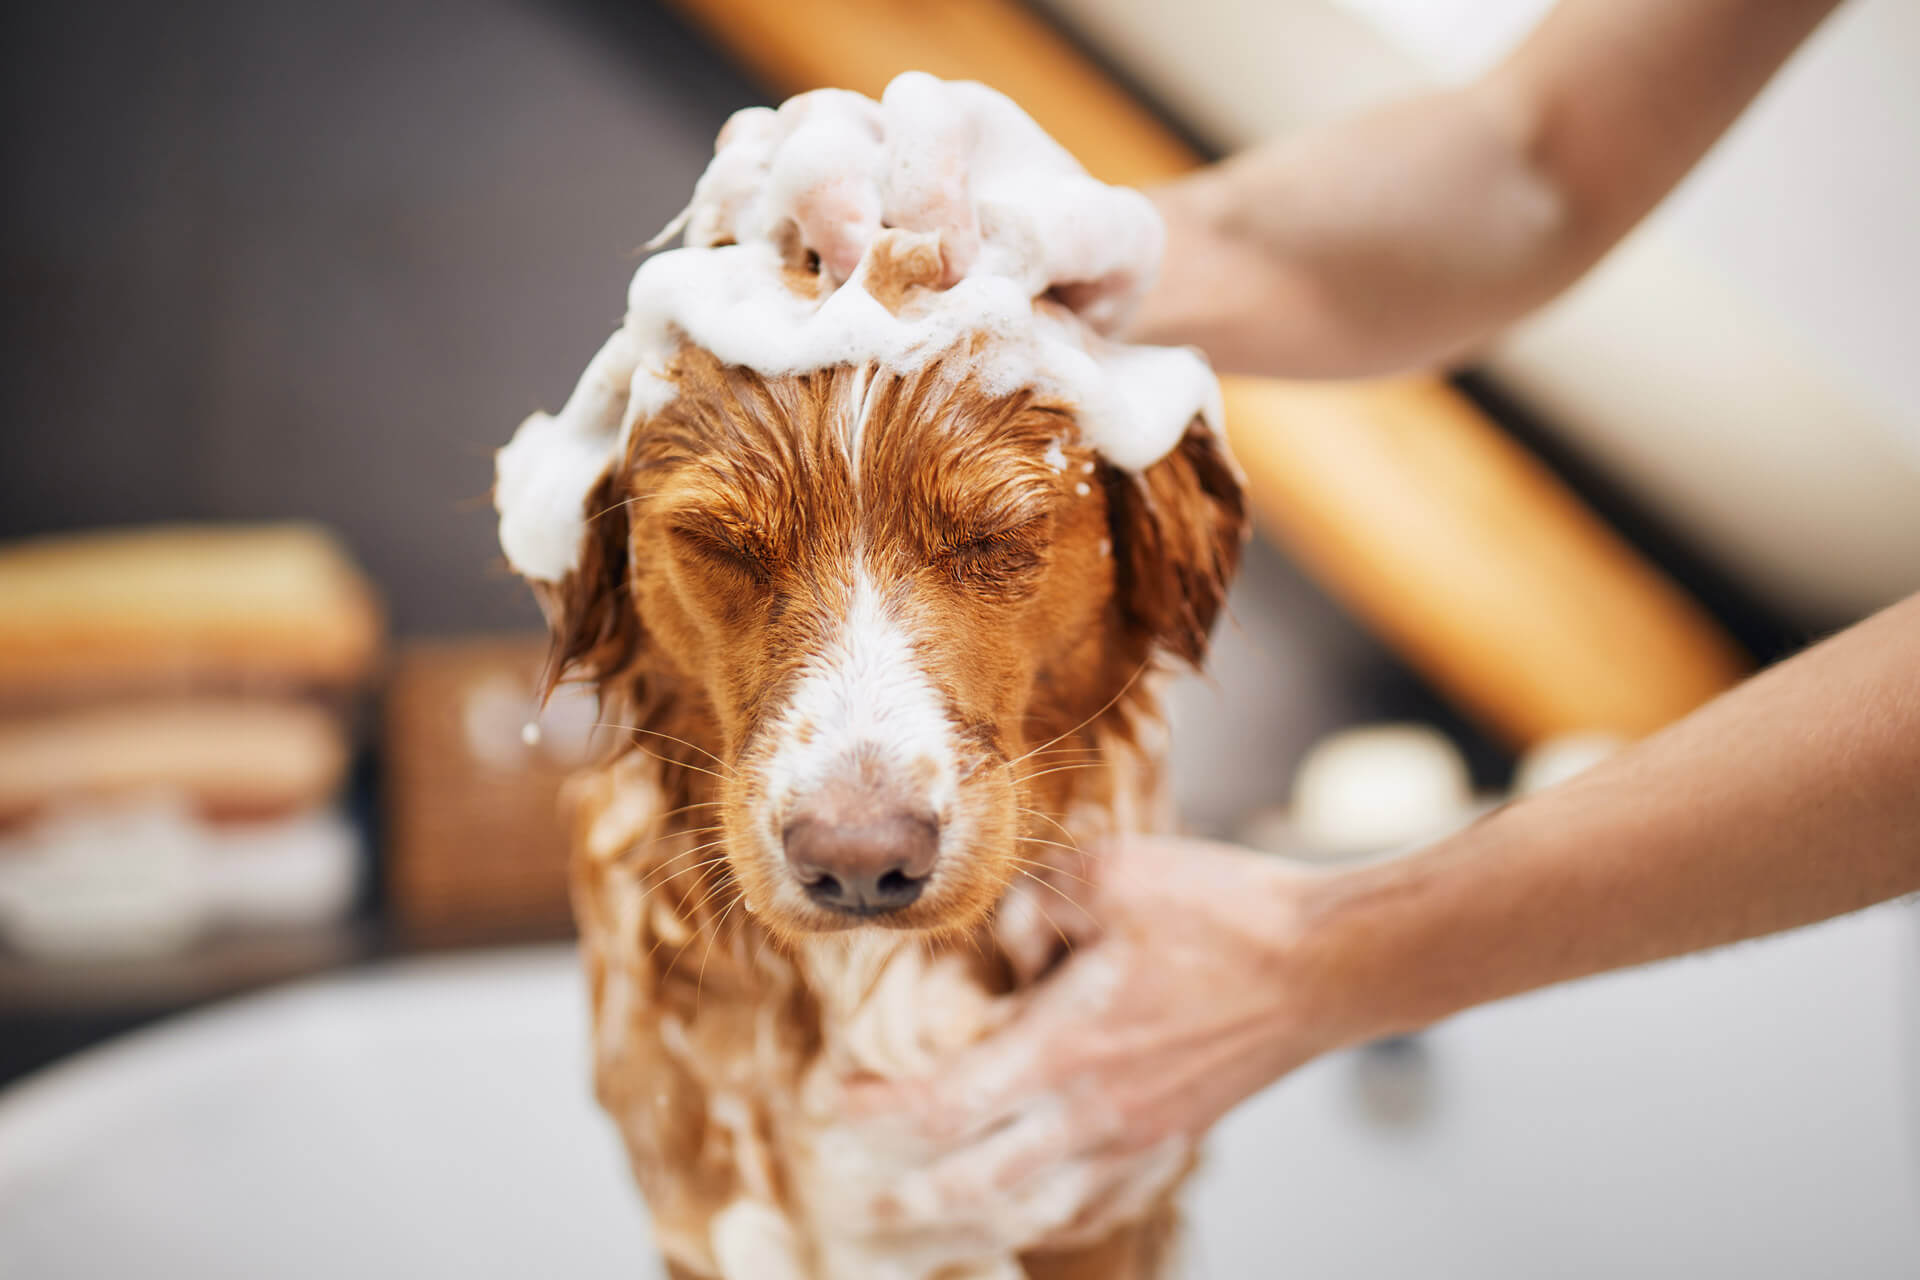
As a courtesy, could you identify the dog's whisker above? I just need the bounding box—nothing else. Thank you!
[617,824,727,867]
[694,893,748,1015]
[650,799,726,825]
[659,881,740,986]
[593,722,735,773]
[633,875,729,948]
[1010,866,1081,955]
[1015,760,1112,786]
[609,738,735,788]
[1011,843,1096,890]
[1007,849,1092,891]
[635,852,730,894]
[1016,742,1109,759]
[1008,657,1153,768]
[619,741,736,785]
[1016,805,1082,845]
[682,875,740,923]
[1014,753,1108,772]
[1009,746,1109,767]
[1016,834,1086,857]
[632,834,730,872]
[622,839,726,876]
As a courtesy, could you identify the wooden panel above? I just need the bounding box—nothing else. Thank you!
[1221,376,1750,740]
[660,0,1752,743]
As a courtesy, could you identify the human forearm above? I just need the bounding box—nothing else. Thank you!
[1133,0,1842,378]
[1307,591,1920,1043]
[1136,86,1566,377]
[844,592,1916,1253]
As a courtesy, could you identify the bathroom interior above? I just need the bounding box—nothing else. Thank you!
[1,0,1917,1275]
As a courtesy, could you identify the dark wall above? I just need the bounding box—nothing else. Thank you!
[0,0,762,634]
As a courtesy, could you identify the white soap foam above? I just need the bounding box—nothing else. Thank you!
[496,71,1220,582]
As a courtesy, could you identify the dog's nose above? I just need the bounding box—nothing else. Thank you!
[783,808,938,915]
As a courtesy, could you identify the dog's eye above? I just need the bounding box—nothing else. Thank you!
[936,516,1050,592]
[670,522,773,584]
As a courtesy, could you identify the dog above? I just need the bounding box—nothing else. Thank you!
[500,74,1246,1280]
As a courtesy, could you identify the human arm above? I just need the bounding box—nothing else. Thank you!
[1132,0,1844,377]
[844,589,1920,1247]
[1316,587,1920,1036]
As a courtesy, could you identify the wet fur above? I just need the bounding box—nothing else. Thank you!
[541,346,1243,1277]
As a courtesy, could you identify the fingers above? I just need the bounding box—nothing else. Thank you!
[924,1076,1129,1192]
[820,866,1200,1258]
[889,1093,1077,1221]
[863,1094,1117,1247]
[842,934,1133,1152]
[984,177,1162,333]
[766,93,884,282]
[1042,1134,1194,1251]
[879,71,981,284]
[841,1008,1046,1147]
[837,972,1065,1165]
[681,74,1161,322]
[849,1099,1189,1257]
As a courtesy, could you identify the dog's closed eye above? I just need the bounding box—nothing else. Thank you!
[670,518,777,585]
[934,515,1051,594]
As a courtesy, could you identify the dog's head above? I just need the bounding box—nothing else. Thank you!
[539,341,1242,941]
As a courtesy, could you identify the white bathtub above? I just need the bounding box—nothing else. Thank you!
[2,904,1916,1278]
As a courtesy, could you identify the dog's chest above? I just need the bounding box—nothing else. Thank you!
[571,742,1172,1278]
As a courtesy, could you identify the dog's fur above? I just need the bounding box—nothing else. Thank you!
[537,333,1244,1276]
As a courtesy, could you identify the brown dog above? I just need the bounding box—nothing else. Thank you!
[518,324,1243,1277]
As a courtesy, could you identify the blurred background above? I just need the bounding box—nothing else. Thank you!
[1,0,1916,1274]
[0,0,776,1077]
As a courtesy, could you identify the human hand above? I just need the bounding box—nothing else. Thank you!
[680,72,1164,330]
[836,834,1356,1252]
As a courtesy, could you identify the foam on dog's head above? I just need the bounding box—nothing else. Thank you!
[496,71,1221,583]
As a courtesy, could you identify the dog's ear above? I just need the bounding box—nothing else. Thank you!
[533,467,641,699]
[1105,421,1248,667]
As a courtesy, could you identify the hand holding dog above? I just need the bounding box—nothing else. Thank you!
[839,588,1920,1255]
[839,835,1347,1251]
